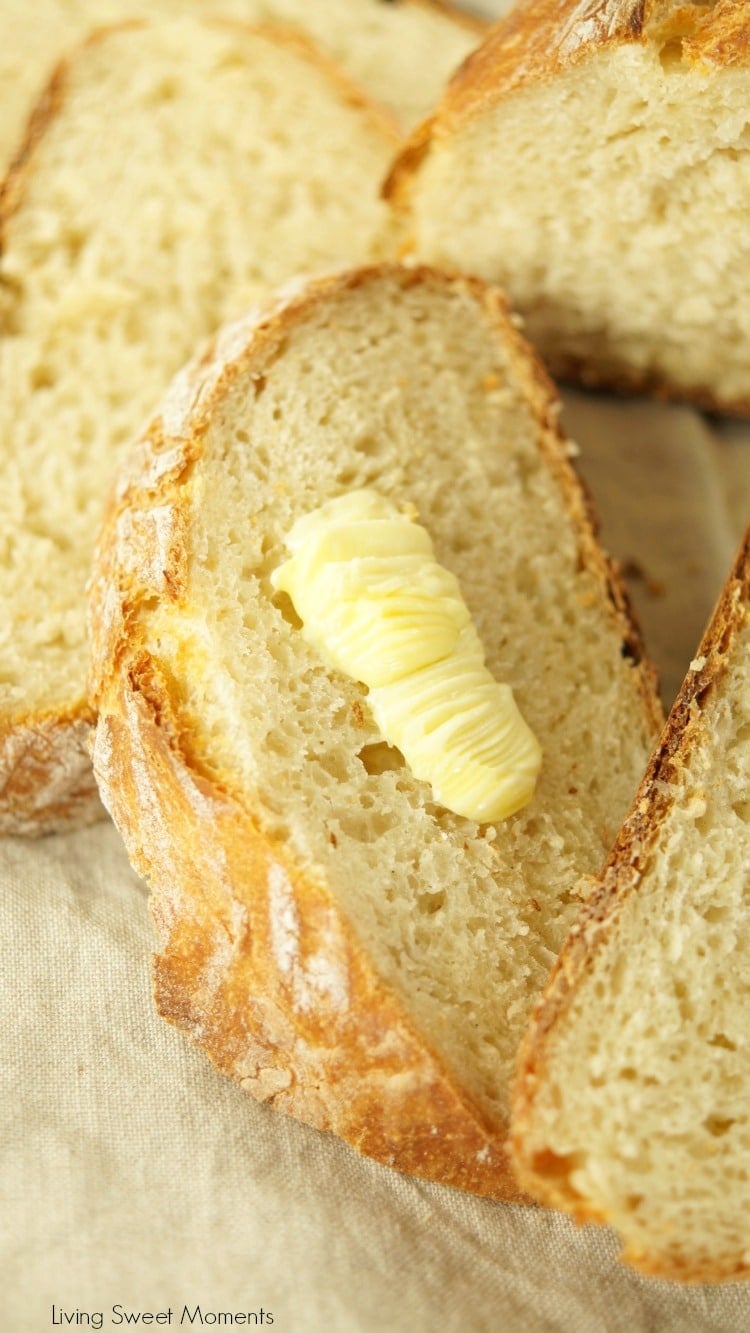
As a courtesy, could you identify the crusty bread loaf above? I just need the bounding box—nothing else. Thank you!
[0,0,483,166]
[88,262,662,1198]
[384,0,750,415]
[0,17,397,835]
[511,528,750,1280]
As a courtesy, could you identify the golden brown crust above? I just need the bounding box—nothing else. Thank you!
[0,704,103,837]
[510,526,750,1279]
[388,0,750,167]
[387,0,750,196]
[383,1,750,416]
[682,0,750,69]
[89,262,660,1199]
[94,663,527,1199]
[545,350,750,421]
[383,0,651,204]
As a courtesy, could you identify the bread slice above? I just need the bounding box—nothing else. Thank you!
[88,262,662,1198]
[0,0,483,168]
[511,528,750,1279]
[0,17,397,834]
[384,0,750,415]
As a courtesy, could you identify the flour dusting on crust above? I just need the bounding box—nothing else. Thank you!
[556,0,645,56]
[268,862,300,978]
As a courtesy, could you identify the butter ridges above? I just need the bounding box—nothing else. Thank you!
[272,488,542,822]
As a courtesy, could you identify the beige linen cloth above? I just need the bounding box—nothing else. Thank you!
[4,7,750,1333]
[7,400,749,1333]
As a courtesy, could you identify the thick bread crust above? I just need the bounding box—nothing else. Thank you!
[511,527,750,1280]
[387,0,647,162]
[0,706,103,837]
[383,0,750,416]
[387,0,750,165]
[383,0,650,205]
[89,262,660,1198]
[93,665,526,1199]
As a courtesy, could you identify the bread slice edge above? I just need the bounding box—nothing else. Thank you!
[510,526,750,1279]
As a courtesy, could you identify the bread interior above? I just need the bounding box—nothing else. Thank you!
[144,271,656,1126]
[521,617,750,1271]
[0,0,478,168]
[402,40,750,404]
[0,18,392,720]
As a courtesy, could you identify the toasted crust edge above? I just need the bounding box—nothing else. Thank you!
[383,0,750,417]
[88,261,660,1198]
[510,526,750,1280]
[386,0,750,186]
[0,704,103,837]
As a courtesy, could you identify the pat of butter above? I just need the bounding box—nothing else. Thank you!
[271,489,542,822]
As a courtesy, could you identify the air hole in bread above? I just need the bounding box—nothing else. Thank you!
[703,902,732,923]
[708,1033,738,1052]
[62,228,87,264]
[673,978,695,1022]
[728,720,750,751]
[704,1115,735,1138]
[530,1147,586,1186]
[150,75,179,103]
[695,808,717,836]
[358,741,405,776]
[272,591,303,631]
[335,808,398,843]
[417,890,445,916]
[352,433,382,458]
[335,466,360,487]
[313,748,352,784]
[29,363,56,392]
[658,38,684,72]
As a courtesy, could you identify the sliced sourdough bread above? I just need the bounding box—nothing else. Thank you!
[384,0,750,415]
[88,263,662,1198]
[0,0,483,166]
[0,17,397,834]
[511,529,750,1279]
